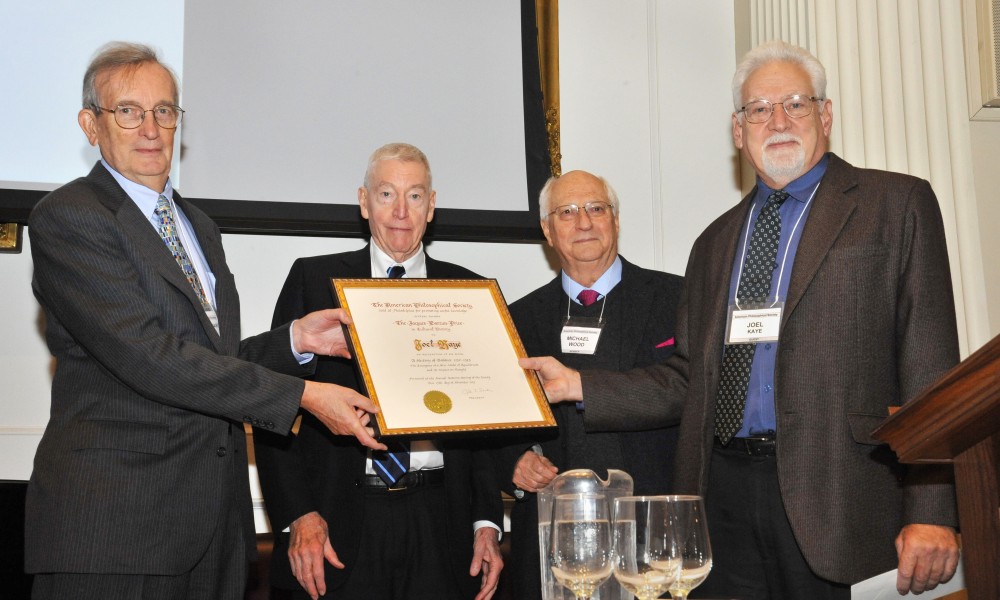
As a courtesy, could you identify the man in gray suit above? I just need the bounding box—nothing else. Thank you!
[26,42,383,600]
[521,41,960,599]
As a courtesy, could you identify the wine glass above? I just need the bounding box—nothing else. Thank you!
[612,496,682,600]
[663,495,713,600]
[549,492,614,600]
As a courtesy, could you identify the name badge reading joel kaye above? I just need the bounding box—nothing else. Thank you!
[561,318,604,354]
[725,304,783,344]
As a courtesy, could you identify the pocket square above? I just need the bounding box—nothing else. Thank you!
[655,337,675,348]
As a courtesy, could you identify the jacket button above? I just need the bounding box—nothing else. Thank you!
[217,447,227,457]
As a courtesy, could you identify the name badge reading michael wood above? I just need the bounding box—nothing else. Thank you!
[725,303,783,344]
[560,320,604,355]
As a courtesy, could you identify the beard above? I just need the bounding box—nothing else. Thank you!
[761,133,806,184]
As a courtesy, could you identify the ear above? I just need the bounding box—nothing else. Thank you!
[732,112,744,150]
[425,190,436,223]
[819,98,833,137]
[358,187,370,220]
[540,217,555,247]
[79,109,100,146]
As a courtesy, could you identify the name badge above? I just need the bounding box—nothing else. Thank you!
[561,318,604,354]
[724,303,783,344]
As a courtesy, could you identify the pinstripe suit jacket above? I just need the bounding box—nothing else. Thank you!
[579,154,960,584]
[25,162,309,575]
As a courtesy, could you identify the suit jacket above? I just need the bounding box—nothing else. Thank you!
[253,245,503,596]
[495,256,683,600]
[25,162,309,575]
[580,154,960,584]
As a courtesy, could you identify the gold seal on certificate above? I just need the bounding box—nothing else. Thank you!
[332,278,556,437]
[423,390,452,414]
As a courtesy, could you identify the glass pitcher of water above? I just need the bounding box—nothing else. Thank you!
[537,469,633,600]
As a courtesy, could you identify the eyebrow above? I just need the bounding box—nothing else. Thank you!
[745,92,812,102]
[109,98,177,107]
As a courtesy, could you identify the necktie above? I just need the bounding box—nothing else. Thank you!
[577,289,600,306]
[154,195,220,334]
[372,263,410,485]
[714,190,788,444]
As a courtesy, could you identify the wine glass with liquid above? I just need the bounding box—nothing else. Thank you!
[662,495,713,600]
[612,496,681,600]
[549,492,614,600]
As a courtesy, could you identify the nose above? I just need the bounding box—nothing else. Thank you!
[392,196,409,219]
[138,110,160,138]
[575,209,593,229]
[769,104,790,131]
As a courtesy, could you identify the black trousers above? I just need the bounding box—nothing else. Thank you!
[285,481,466,600]
[693,444,849,600]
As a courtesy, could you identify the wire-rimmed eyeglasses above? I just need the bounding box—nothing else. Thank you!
[738,95,823,124]
[546,201,615,221]
[93,104,185,129]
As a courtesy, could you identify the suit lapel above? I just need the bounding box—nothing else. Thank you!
[93,169,204,320]
[89,163,226,350]
[617,259,650,368]
[538,277,565,353]
[701,198,753,394]
[176,195,229,351]
[339,245,373,277]
[782,156,858,325]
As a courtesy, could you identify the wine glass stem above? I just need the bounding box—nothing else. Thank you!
[670,593,689,600]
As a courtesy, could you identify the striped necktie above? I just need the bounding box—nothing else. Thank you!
[714,190,788,444]
[154,195,219,334]
[372,263,410,485]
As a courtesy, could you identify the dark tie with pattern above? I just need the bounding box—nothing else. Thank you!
[372,264,411,485]
[577,289,600,306]
[154,195,219,334]
[714,190,788,444]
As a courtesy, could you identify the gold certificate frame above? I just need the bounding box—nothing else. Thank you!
[332,278,556,437]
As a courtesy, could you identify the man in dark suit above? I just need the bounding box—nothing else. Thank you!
[494,170,682,600]
[521,41,960,599]
[254,143,503,600]
[25,42,382,600]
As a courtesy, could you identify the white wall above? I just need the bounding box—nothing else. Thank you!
[970,119,1000,338]
[0,3,741,537]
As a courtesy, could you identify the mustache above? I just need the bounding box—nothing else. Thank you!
[763,132,802,148]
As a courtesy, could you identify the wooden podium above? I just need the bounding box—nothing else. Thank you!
[873,334,1000,600]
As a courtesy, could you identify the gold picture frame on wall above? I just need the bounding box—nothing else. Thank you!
[0,223,22,253]
[537,0,561,176]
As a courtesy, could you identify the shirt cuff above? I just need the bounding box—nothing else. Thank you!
[474,520,502,542]
[289,320,315,365]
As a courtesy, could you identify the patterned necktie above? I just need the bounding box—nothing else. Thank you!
[154,195,220,334]
[577,289,600,306]
[714,190,788,444]
[372,263,410,485]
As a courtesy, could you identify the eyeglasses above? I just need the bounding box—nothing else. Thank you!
[546,201,615,221]
[738,95,822,124]
[93,104,185,129]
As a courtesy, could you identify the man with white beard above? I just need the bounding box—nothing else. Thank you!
[520,40,960,599]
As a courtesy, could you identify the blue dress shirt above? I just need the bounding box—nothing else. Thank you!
[727,154,829,437]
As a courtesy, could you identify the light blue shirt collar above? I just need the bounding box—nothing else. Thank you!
[561,256,622,304]
[100,159,174,226]
[370,242,427,278]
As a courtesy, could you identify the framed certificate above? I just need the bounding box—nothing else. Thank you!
[332,278,557,437]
